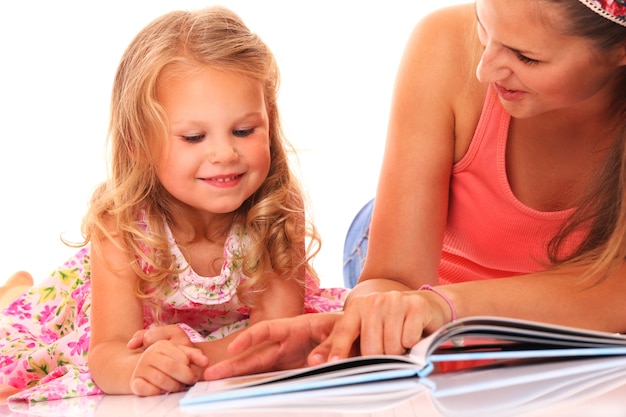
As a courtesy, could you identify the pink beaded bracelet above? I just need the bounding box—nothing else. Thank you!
[419,284,457,322]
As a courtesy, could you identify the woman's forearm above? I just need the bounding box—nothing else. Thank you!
[443,264,626,332]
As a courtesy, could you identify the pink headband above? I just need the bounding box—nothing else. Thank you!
[578,0,626,26]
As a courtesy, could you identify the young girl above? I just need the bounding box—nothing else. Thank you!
[202,0,626,379]
[0,6,346,402]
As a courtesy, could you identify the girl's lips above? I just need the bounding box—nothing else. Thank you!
[211,174,240,182]
[494,83,525,101]
[202,173,243,187]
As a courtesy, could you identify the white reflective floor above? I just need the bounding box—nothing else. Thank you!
[2,356,626,417]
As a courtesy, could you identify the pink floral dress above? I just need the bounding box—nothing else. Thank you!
[0,223,348,403]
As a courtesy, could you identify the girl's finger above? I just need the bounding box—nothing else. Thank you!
[127,329,148,350]
[131,377,163,397]
[134,342,202,391]
[180,345,209,369]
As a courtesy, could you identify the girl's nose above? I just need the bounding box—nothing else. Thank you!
[208,136,239,163]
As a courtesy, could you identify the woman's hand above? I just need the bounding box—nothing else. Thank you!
[130,340,208,396]
[204,291,450,381]
[310,290,447,363]
[204,313,345,380]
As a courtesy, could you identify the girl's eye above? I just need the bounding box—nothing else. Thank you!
[233,128,254,138]
[182,134,205,143]
[516,54,539,66]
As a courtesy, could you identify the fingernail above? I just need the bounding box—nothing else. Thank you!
[309,353,325,365]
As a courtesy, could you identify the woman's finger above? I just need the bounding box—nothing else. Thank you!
[205,341,282,380]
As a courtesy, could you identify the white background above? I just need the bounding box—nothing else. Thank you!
[0,1,466,288]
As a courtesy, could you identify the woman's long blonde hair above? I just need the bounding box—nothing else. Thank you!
[546,0,626,281]
[81,6,320,307]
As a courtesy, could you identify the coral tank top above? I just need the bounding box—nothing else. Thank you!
[438,86,579,284]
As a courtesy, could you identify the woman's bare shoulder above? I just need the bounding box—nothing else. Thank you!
[402,5,481,93]
[414,4,486,157]
[412,3,476,47]
[400,4,484,150]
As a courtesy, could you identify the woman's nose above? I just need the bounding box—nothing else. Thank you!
[475,43,511,84]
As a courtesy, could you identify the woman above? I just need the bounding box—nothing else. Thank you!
[205,0,626,379]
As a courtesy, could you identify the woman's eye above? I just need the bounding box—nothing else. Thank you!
[182,134,205,143]
[476,25,487,47]
[516,54,539,66]
[233,128,254,138]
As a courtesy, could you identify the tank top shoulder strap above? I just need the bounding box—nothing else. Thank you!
[454,84,510,173]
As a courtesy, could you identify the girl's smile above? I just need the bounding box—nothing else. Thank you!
[200,173,244,188]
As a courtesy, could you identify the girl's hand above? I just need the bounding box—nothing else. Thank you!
[204,313,344,380]
[127,325,193,351]
[130,340,209,396]
[310,290,444,363]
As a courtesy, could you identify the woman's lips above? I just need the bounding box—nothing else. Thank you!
[494,83,525,101]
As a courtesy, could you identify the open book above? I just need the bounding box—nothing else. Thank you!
[178,356,626,414]
[180,316,626,409]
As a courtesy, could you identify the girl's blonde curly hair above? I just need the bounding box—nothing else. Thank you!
[80,6,320,312]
